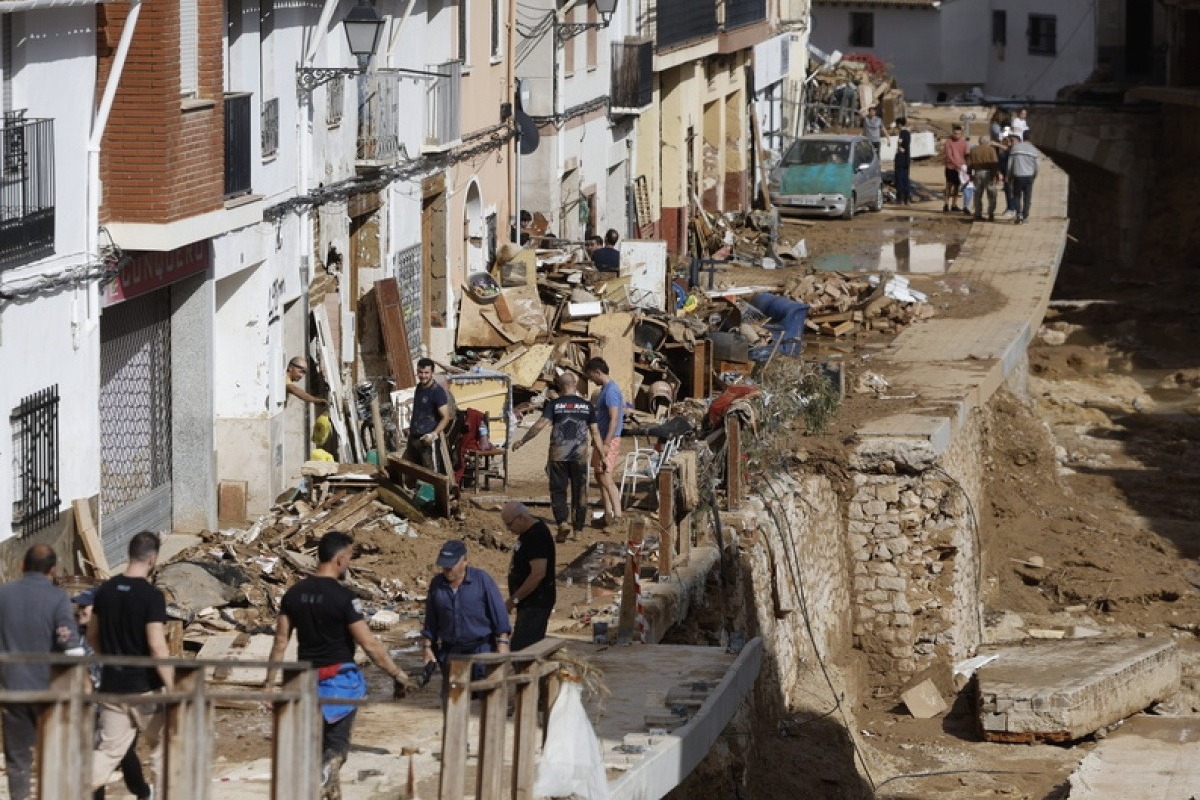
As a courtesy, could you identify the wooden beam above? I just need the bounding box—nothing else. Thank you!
[511,657,541,800]
[272,666,321,800]
[726,416,743,508]
[306,489,379,537]
[617,517,646,644]
[475,661,510,800]
[439,659,473,800]
[374,278,417,389]
[658,467,676,577]
[72,498,109,578]
[386,453,454,517]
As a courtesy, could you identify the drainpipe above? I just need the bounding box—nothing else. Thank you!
[86,0,142,261]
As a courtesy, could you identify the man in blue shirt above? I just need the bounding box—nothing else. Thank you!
[404,358,451,472]
[585,357,624,526]
[420,540,511,695]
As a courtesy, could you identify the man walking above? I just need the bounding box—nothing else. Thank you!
[404,358,451,472]
[585,357,624,526]
[893,117,912,205]
[967,135,1000,221]
[501,503,556,650]
[89,532,171,799]
[0,545,83,800]
[420,540,511,693]
[1007,132,1039,224]
[941,124,969,213]
[861,105,883,158]
[511,371,603,541]
[266,531,414,797]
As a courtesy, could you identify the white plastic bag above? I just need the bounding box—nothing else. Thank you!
[533,680,609,799]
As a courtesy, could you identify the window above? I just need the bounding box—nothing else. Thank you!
[327,76,343,127]
[849,12,874,47]
[180,0,199,95]
[458,0,469,63]
[10,386,60,537]
[992,10,1006,46]
[491,0,501,59]
[1028,14,1056,55]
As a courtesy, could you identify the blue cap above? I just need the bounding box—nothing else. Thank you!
[73,588,97,607]
[436,539,467,568]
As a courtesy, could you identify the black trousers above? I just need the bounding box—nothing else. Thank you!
[1012,175,1035,219]
[323,710,357,760]
[92,737,151,800]
[511,606,553,651]
[3,704,38,800]
[894,160,911,203]
[547,459,588,532]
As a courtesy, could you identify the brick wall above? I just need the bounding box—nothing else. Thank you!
[96,0,226,225]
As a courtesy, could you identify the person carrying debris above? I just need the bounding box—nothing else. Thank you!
[501,502,557,649]
[0,545,84,800]
[967,135,1001,222]
[89,532,171,800]
[941,124,969,213]
[403,358,452,472]
[266,531,414,797]
[585,357,625,527]
[420,540,511,695]
[512,371,604,541]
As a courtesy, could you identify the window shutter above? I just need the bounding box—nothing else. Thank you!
[180,0,199,96]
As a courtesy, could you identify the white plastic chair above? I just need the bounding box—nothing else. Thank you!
[619,435,682,509]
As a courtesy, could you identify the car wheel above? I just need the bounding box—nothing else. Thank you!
[842,192,857,220]
[872,184,884,212]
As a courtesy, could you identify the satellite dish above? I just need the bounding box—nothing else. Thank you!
[516,107,539,155]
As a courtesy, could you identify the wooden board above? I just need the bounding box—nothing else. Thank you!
[457,293,510,348]
[619,240,669,311]
[386,453,455,517]
[312,304,356,462]
[196,633,298,685]
[589,312,636,403]
[374,278,417,390]
[497,343,555,388]
[72,498,109,578]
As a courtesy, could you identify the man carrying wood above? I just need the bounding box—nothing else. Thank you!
[403,358,451,472]
[586,357,625,526]
[266,531,414,798]
[512,371,603,541]
[501,502,557,650]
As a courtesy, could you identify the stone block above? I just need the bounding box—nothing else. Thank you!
[976,639,1181,743]
[870,562,899,577]
[854,577,876,592]
[864,500,888,517]
[894,613,914,627]
[877,484,901,503]
[877,576,907,592]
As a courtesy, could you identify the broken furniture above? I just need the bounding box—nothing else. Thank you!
[447,369,512,493]
[619,433,683,510]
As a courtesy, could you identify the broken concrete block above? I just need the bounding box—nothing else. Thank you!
[975,639,1180,742]
[157,562,244,612]
[1027,628,1067,639]
[901,679,948,719]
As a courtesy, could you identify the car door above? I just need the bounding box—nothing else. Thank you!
[852,140,874,200]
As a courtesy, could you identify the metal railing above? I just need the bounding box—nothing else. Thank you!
[725,0,766,30]
[261,97,279,158]
[424,60,462,152]
[655,0,717,50]
[0,112,55,269]
[611,38,653,112]
[358,73,401,163]
[0,652,321,799]
[223,93,252,198]
[9,385,60,537]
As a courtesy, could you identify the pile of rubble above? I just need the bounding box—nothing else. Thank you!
[806,51,907,129]
[784,272,936,337]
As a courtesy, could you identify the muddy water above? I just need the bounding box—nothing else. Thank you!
[802,215,968,275]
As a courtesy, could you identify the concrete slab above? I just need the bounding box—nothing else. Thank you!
[975,638,1180,743]
[1069,716,1200,799]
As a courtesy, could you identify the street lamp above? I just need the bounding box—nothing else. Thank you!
[557,0,618,42]
[296,0,386,92]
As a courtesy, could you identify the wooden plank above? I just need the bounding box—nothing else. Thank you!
[726,416,743,508]
[658,467,675,577]
[386,454,453,517]
[439,658,473,800]
[497,343,555,388]
[475,661,510,800]
[373,278,417,389]
[376,481,428,523]
[690,338,712,399]
[72,498,109,578]
[617,517,646,644]
[197,633,298,685]
[457,293,509,348]
[511,657,541,800]
[589,311,636,403]
[309,489,379,537]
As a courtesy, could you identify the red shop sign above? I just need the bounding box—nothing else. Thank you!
[102,241,211,306]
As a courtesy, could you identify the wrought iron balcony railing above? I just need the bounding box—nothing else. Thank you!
[0,112,55,269]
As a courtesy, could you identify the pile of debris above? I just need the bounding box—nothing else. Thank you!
[806,51,907,129]
[783,272,935,337]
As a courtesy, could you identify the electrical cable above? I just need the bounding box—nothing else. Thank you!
[926,464,986,645]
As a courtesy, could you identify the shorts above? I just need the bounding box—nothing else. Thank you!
[944,168,962,187]
[591,437,621,474]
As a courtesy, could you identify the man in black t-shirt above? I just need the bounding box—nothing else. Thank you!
[501,502,557,650]
[266,531,414,796]
[89,532,170,799]
[403,357,451,472]
[512,371,603,541]
[590,229,621,273]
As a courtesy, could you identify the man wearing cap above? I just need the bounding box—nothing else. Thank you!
[501,502,556,650]
[420,540,511,693]
[0,545,83,800]
[266,531,414,796]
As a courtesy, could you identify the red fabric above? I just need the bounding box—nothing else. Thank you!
[317,663,345,680]
[455,408,487,483]
[707,386,761,428]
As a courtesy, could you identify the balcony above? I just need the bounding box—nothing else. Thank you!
[656,0,717,51]
[725,0,766,30]
[0,113,55,270]
[358,73,401,165]
[424,60,462,152]
[611,38,654,114]
[224,93,252,199]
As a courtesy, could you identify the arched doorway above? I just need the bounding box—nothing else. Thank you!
[464,180,484,275]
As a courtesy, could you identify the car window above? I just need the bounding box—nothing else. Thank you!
[784,140,852,166]
[856,142,873,165]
